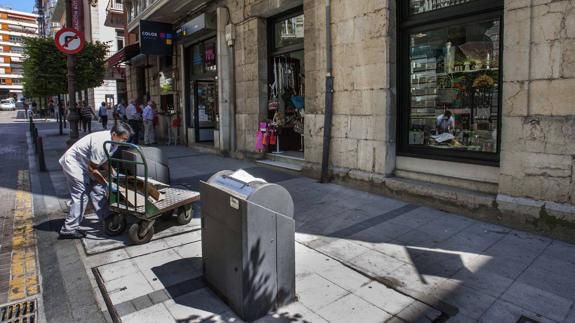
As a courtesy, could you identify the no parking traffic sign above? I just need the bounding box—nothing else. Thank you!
[54,28,85,55]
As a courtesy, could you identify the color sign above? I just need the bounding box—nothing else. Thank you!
[55,28,85,55]
[140,20,173,56]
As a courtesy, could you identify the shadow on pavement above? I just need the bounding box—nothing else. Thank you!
[34,218,64,233]
[154,240,299,323]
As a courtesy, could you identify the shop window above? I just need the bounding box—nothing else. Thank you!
[409,0,478,15]
[267,8,305,153]
[117,38,124,51]
[190,38,216,76]
[273,13,304,50]
[159,55,173,94]
[398,0,503,164]
[185,36,218,143]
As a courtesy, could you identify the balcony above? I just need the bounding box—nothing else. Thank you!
[105,0,126,28]
[7,25,38,35]
[107,0,124,13]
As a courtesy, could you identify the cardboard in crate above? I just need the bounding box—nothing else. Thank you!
[115,175,168,207]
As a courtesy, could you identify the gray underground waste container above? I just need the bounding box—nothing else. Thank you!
[200,170,296,321]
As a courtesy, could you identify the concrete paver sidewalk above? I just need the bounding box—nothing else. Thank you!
[31,121,575,322]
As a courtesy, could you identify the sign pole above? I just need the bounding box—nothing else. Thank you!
[65,0,81,144]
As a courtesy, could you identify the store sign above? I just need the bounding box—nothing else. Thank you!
[140,20,173,56]
[176,14,216,39]
[70,0,83,33]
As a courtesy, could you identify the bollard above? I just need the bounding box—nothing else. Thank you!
[59,113,63,135]
[33,127,38,153]
[29,116,33,133]
[37,137,47,172]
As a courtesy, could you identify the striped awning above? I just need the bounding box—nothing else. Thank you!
[106,43,140,67]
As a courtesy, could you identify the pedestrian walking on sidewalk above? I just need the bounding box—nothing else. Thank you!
[26,103,33,119]
[98,102,108,129]
[58,123,133,239]
[143,101,155,145]
[81,101,96,133]
[126,99,141,144]
[48,100,55,118]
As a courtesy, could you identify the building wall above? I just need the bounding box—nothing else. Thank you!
[232,17,268,156]
[0,9,38,99]
[123,0,575,234]
[303,0,396,180]
[498,0,575,214]
[223,0,575,225]
[87,1,120,109]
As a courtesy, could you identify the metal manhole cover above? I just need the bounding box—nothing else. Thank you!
[0,299,37,323]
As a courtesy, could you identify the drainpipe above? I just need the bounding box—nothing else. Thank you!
[320,0,334,183]
[230,45,237,154]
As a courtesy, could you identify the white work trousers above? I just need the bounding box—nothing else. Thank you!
[60,172,109,234]
[144,120,155,144]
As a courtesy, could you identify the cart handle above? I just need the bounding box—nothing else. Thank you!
[104,141,149,214]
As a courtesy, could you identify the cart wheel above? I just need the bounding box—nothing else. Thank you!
[128,222,154,244]
[104,214,127,236]
[176,206,193,225]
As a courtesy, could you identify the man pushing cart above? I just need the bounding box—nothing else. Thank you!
[58,122,200,244]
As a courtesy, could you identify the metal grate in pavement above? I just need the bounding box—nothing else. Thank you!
[0,299,36,323]
[517,316,540,323]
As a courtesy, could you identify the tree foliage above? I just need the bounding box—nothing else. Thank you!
[22,37,67,97]
[23,37,109,97]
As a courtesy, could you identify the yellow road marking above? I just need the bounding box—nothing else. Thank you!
[8,170,39,301]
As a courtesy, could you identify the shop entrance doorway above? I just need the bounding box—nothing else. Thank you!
[267,10,305,156]
[193,80,218,143]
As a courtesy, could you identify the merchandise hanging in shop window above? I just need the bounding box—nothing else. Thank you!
[261,10,305,154]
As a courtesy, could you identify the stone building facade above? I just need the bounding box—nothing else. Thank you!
[120,0,575,241]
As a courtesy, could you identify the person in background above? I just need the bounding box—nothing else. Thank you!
[436,110,455,134]
[143,101,156,145]
[112,103,119,123]
[58,123,133,239]
[48,100,55,118]
[137,103,144,143]
[81,101,96,133]
[117,100,127,122]
[98,101,108,129]
[126,99,141,144]
[27,102,33,119]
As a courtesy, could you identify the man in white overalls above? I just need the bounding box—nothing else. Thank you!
[58,123,133,239]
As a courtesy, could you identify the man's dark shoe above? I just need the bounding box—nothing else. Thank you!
[58,231,85,239]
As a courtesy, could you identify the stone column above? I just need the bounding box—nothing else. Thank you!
[217,7,233,153]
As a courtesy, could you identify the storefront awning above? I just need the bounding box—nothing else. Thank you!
[106,43,141,67]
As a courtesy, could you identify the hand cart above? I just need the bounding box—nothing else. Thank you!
[103,141,200,244]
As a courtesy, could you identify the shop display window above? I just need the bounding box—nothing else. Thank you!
[273,14,304,49]
[191,38,217,76]
[267,9,305,153]
[398,0,503,164]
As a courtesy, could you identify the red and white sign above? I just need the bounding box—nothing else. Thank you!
[55,28,85,55]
